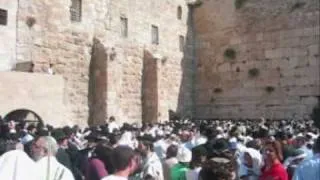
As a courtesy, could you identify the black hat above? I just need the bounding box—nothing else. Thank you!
[52,128,68,141]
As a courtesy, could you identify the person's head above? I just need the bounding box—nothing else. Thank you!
[294,136,306,148]
[31,136,58,161]
[27,124,36,134]
[111,146,138,176]
[199,154,236,180]
[313,136,320,154]
[137,140,154,157]
[243,148,263,171]
[166,144,178,159]
[51,128,68,147]
[137,135,155,157]
[109,116,115,123]
[191,146,208,168]
[94,141,114,173]
[263,141,283,163]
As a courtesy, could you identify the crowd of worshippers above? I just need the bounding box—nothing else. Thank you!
[0,116,319,180]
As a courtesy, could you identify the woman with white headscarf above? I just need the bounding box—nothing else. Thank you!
[240,148,263,180]
[0,150,39,180]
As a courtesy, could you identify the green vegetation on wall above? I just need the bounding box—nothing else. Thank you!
[235,0,248,9]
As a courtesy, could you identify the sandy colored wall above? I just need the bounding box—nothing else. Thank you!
[12,0,193,125]
[0,0,17,71]
[0,72,67,126]
[193,0,320,119]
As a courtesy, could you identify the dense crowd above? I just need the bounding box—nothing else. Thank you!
[0,116,319,180]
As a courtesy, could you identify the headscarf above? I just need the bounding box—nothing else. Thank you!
[0,150,38,180]
[243,148,263,178]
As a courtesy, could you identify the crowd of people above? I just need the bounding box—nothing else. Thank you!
[0,116,319,180]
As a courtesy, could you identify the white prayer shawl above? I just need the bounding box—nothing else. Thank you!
[0,150,38,180]
[118,131,136,149]
[36,156,74,180]
[142,152,164,180]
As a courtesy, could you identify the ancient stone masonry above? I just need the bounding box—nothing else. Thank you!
[0,0,192,126]
[193,0,320,119]
[0,0,319,126]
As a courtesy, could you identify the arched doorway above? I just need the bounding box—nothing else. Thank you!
[3,109,43,125]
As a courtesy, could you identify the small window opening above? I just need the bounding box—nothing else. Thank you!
[151,25,159,45]
[70,0,82,22]
[179,35,184,52]
[177,6,182,20]
[120,17,128,38]
[0,9,8,25]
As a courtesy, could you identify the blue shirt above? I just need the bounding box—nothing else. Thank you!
[293,154,320,180]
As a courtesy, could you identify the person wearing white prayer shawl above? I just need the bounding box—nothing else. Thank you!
[0,150,38,180]
[31,136,75,180]
[240,148,263,180]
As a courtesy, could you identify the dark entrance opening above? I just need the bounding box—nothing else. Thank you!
[3,109,43,125]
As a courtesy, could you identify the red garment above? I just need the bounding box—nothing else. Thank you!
[260,162,288,180]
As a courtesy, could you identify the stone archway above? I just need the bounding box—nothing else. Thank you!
[4,109,43,125]
[88,38,108,125]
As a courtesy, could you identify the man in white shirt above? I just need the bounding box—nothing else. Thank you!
[108,116,120,133]
[31,136,74,180]
[102,146,138,180]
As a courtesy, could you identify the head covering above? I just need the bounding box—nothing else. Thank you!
[0,150,39,180]
[177,147,192,163]
[283,149,306,169]
[51,128,67,141]
[20,134,34,145]
[243,148,263,176]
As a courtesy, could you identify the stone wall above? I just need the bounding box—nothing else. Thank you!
[12,0,193,125]
[193,0,320,119]
[0,0,17,71]
[0,72,66,126]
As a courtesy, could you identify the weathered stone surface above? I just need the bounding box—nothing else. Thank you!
[194,0,320,119]
[0,0,193,126]
[0,1,17,71]
[0,72,66,126]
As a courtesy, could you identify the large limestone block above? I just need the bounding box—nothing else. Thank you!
[0,72,67,126]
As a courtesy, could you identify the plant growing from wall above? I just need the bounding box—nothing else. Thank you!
[235,0,247,9]
[224,48,236,60]
[213,88,223,93]
[265,86,275,93]
[248,68,260,78]
[26,16,36,28]
[291,2,306,12]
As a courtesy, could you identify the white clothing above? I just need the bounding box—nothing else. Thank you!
[154,139,169,159]
[240,148,263,180]
[36,156,74,180]
[108,122,119,133]
[186,167,202,180]
[142,152,164,180]
[102,175,128,180]
[118,131,136,149]
[48,67,54,75]
[0,150,38,180]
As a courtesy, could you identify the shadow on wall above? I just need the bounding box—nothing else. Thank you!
[176,5,196,121]
[142,50,158,123]
[88,38,108,126]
